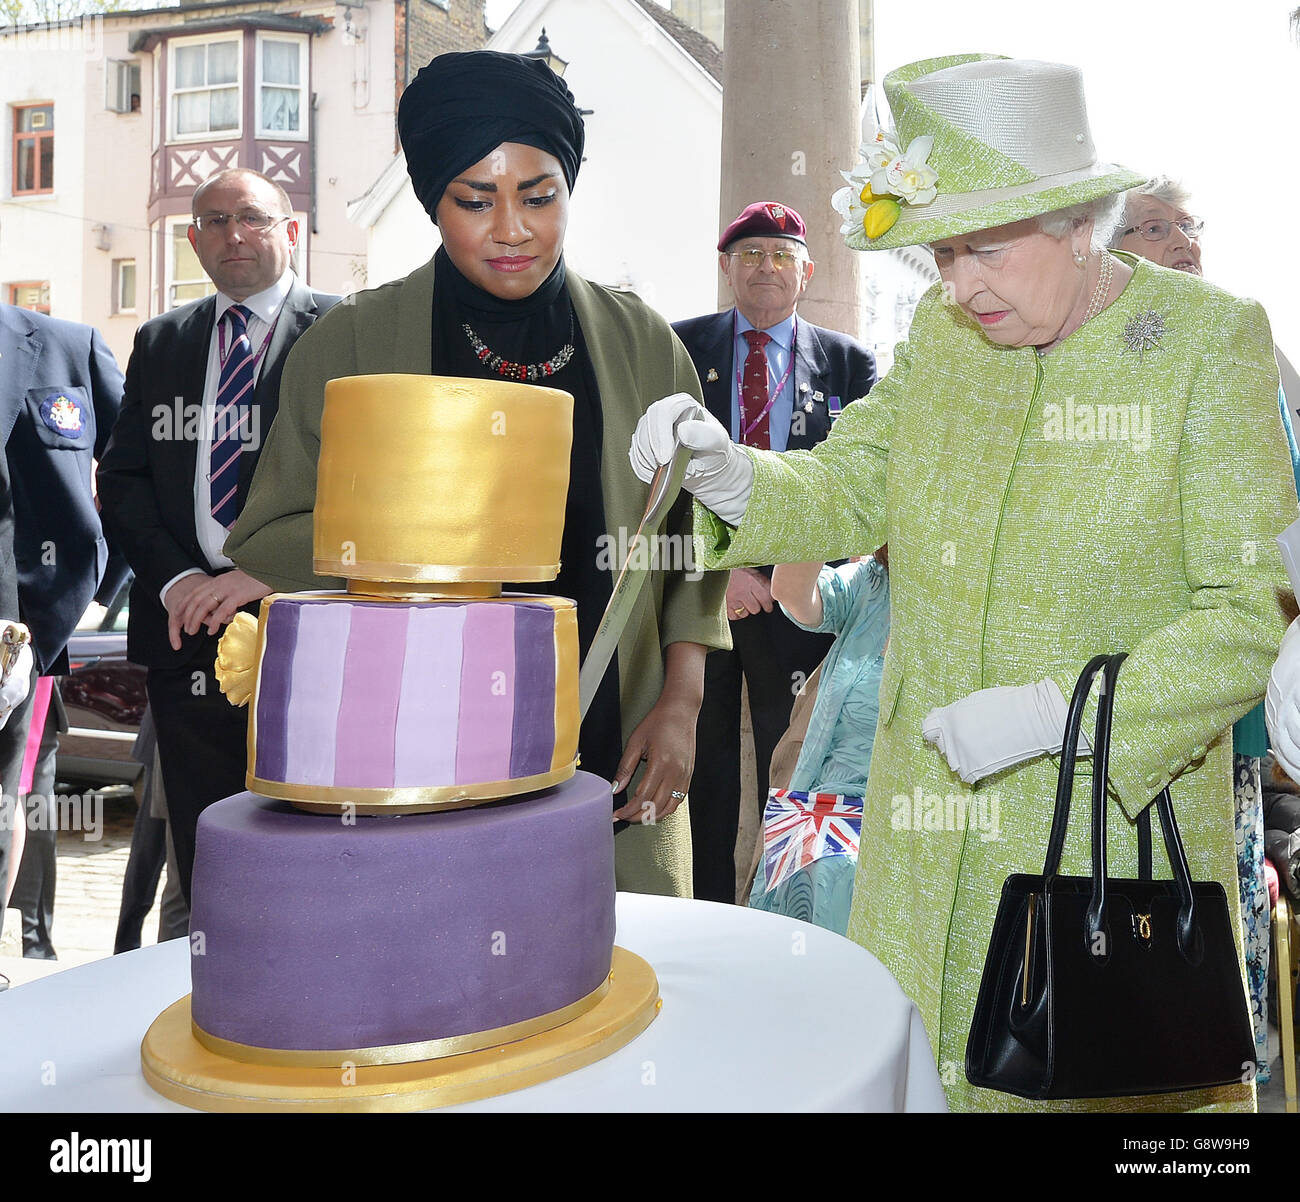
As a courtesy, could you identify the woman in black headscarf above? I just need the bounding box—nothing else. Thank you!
[227,51,728,896]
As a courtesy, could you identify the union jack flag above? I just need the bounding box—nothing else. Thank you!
[760,789,863,894]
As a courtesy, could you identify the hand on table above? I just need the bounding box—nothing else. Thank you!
[164,570,273,651]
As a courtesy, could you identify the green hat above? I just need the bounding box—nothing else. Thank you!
[832,54,1145,251]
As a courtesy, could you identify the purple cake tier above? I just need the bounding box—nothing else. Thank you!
[248,593,579,805]
[189,772,614,1059]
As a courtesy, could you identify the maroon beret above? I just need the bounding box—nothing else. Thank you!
[717,201,807,251]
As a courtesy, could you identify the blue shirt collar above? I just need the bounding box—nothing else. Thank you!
[734,307,796,352]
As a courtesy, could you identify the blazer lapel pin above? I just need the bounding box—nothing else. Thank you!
[706,367,719,383]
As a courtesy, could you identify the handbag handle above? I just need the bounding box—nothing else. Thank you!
[1042,653,1199,960]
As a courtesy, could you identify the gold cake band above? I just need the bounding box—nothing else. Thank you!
[141,948,660,1112]
[252,760,578,814]
[320,561,562,585]
[191,970,612,1068]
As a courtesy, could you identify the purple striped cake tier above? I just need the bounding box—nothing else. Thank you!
[247,593,579,812]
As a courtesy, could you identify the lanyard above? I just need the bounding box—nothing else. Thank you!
[734,312,796,443]
[217,307,278,375]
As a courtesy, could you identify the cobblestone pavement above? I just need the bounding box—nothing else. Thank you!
[0,792,165,987]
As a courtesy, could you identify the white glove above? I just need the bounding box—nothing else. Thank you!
[629,393,754,526]
[1266,616,1300,783]
[0,640,33,730]
[922,679,1089,785]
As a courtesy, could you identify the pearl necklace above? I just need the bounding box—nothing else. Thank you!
[1081,251,1114,326]
[461,315,576,382]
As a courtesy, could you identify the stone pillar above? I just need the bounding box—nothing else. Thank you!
[719,0,863,337]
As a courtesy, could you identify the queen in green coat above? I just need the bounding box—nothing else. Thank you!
[633,54,1297,1111]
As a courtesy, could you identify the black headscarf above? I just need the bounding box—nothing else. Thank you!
[398,51,585,222]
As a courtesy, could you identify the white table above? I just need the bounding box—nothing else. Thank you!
[0,893,946,1112]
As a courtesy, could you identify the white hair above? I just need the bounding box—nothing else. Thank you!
[1036,194,1123,251]
[1107,176,1194,247]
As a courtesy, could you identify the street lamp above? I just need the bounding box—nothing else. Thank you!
[524,28,568,77]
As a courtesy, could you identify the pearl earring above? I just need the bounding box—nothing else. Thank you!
[1073,249,1087,266]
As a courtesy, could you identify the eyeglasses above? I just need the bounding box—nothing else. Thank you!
[728,248,805,271]
[1121,216,1204,243]
[192,210,292,233]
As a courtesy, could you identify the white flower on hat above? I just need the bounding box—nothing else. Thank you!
[875,135,938,205]
[831,132,939,244]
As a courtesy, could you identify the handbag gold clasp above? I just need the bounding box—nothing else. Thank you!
[1133,912,1152,943]
[1021,894,1038,1006]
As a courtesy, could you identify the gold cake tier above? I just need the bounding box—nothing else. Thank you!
[313,375,574,584]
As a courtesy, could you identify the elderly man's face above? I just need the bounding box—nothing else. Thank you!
[188,172,297,301]
[719,236,813,329]
[930,218,1096,351]
[435,142,569,301]
[1118,195,1202,276]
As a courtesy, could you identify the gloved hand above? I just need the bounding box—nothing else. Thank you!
[0,640,33,730]
[629,393,754,525]
[1266,616,1300,783]
[922,679,1089,785]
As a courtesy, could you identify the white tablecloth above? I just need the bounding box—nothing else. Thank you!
[0,893,946,1112]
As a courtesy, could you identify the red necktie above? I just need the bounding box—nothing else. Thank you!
[740,328,772,450]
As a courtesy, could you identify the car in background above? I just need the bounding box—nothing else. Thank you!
[57,577,146,789]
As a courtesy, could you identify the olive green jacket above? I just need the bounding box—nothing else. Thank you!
[226,256,730,895]
[696,254,1296,1110]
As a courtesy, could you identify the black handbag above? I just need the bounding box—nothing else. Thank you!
[964,653,1256,1100]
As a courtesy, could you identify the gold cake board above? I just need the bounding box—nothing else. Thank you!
[141,947,658,1113]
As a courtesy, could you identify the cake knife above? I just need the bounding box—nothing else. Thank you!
[578,403,705,719]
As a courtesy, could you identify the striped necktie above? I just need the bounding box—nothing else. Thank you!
[209,303,255,529]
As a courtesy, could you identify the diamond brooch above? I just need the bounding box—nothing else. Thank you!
[1123,310,1167,360]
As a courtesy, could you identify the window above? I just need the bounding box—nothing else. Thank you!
[257,35,306,138]
[169,36,239,140]
[168,221,215,309]
[108,59,143,114]
[13,104,54,195]
[8,281,50,313]
[112,259,137,314]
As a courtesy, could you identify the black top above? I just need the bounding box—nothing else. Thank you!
[430,247,623,788]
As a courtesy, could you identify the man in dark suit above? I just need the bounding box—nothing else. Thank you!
[99,167,339,905]
[0,303,122,947]
[672,201,877,903]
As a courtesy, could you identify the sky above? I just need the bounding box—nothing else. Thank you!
[487,0,1300,354]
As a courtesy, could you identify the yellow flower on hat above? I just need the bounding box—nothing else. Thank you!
[863,198,901,240]
[832,133,937,244]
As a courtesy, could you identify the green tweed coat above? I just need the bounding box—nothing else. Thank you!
[696,253,1297,1111]
[225,256,730,897]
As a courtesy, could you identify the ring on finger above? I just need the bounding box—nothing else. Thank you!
[669,789,686,801]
